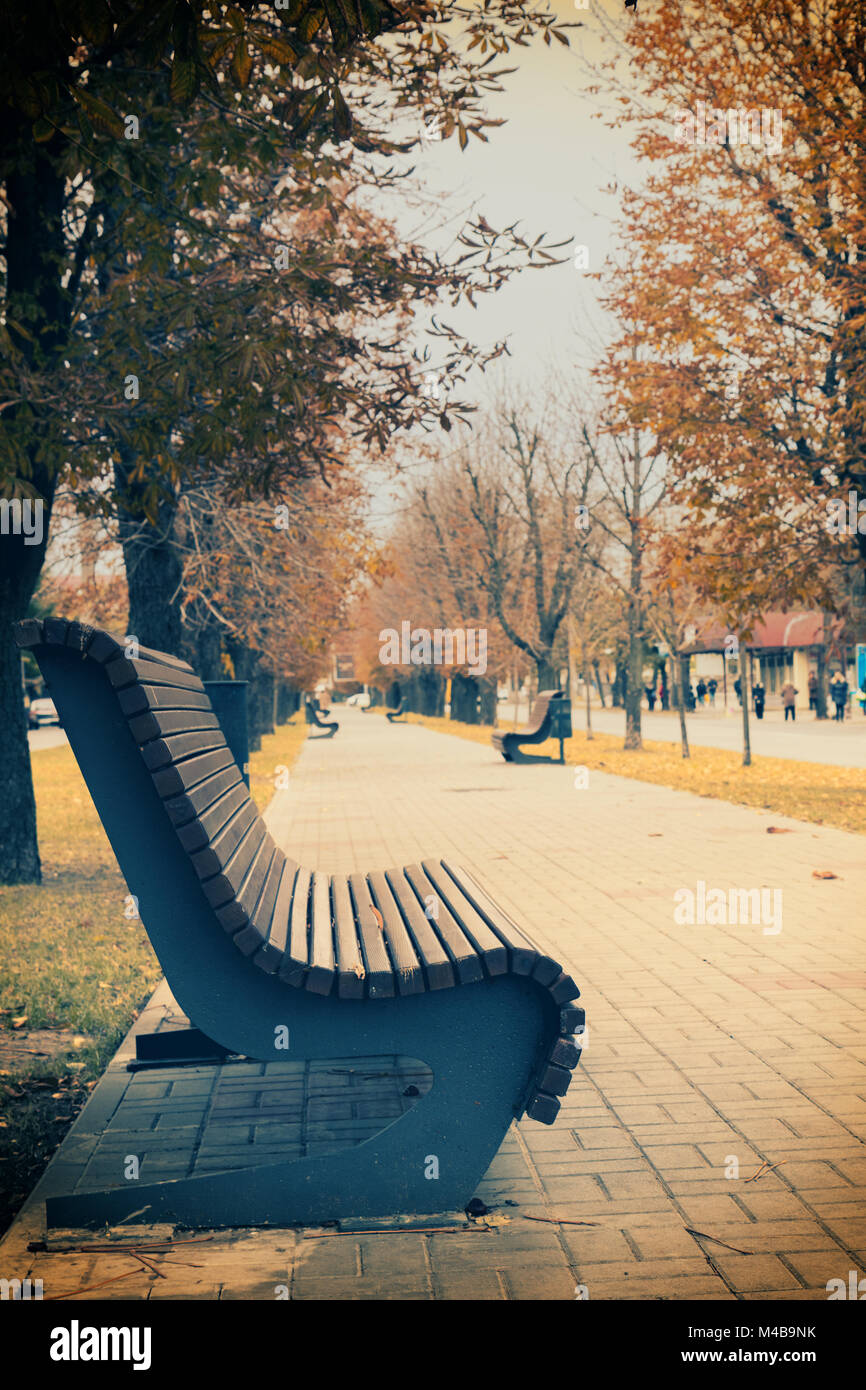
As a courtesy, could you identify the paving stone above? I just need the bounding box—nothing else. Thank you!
[4,708,865,1303]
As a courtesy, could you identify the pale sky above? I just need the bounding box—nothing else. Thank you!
[368,0,645,524]
[391,0,643,399]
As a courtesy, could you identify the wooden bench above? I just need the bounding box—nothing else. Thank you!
[492,689,568,763]
[385,696,405,723]
[16,619,584,1230]
[304,694,339,737]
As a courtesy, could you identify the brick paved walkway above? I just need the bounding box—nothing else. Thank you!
[3,709,865,1300]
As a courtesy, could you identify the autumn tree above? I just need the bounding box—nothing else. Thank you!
[461,396,599,691]
[594,0,866,645]
[1,1,579,882]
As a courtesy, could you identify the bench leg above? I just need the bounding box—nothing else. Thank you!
[44,976,552,1230]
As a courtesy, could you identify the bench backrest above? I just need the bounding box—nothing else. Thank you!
[16,620,290,974]
[526,689,563,734]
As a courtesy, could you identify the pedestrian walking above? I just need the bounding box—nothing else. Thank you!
[829,672,848,721]
[707,677,718,706]
[808,670,817,712]
[696,678,707,705]
[645,684,656,712]
[752,681,766,720]
[733,677,742,706]
[781,680,798,722]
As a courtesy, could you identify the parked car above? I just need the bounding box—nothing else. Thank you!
[28,696,60,728]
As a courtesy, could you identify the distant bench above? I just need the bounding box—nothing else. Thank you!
[16,619,585,1231]
[386,696,405,723]
[492,690,570,764]
[304,695,338,737]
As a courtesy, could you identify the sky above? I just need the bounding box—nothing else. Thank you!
[367,0,646,525]
[391,0,643,397]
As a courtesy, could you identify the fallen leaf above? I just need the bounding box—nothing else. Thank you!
[766,826,793,834]
[812,870,839,880]
[11,1016,28,1030]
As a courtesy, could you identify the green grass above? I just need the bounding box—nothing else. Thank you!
[0,719,308,1234]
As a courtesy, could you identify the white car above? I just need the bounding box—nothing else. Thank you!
[28,696,60,728]
[346,692,371,708]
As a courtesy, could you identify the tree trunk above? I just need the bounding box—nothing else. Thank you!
[227,639,260,750]
[116,467,184,655]
[815,629,829,719]
[254,666,275,738]
[535,656,557,690]
[740,652,752,767]
[624,596,643,751]
[676,654,691,759]
[0,130,68,883]
[0,604,42,883]
[592,660,605,708]
[478,677,497,725]
[581,636,593,740]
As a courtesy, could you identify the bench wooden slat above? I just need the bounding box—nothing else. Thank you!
[151,747,234,797]
[537,1061,573,1096]
[526,1093,560,1124]
[548,971,580,1004]
[141,728,228,771]
[105,656,206,692]
[420,860,508,976]
[175,782,251,853]
[128,708,221,744]
[201,818,267,907]
[163,765,244,828]
[442,862,569,991]
[365,871,425,995]
[306,873,336,995]
[383,869,455,990]
[253,857,296,974]
[332,876,366,999]
[190,801,259,881]
[440,862,540,976]
[559,1004,585,1035]
[118,684,215,717]
[279,866,311,986]
[402,865,484,985]
[349,873,396,999]
[229,840,278,955]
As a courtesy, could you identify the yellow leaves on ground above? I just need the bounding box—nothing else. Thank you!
[402,713,866,837]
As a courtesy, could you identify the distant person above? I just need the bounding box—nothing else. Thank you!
[781,680,798,722]
[733,677,742,706]
[645,685,656,712]
[752,681,766,720]
[696,678,707,705]
[660,680,669,710]
[830,673,848,721]
[859,680,866,717]
[686,684,696,712]
[808,670,818,712]
[707,677,718,706]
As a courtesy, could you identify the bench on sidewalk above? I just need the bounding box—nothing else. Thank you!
[492,690,569,764]
[386,696,405,723]
[16,619,584,1231]
[304,694,339,737]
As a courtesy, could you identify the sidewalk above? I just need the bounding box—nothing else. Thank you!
[2,708,865,1300]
